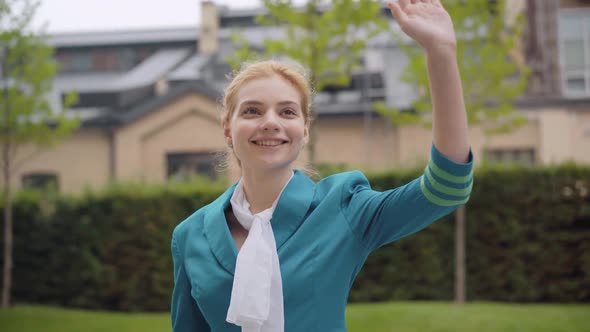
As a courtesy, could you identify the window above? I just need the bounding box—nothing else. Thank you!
[69,53,93,72]
[22,173,59,191]
[484,148,536,166]
[93,49,118,71]
[352,73,384,90]
[326,72,385,91]
[166,152,217,181]
[56,47,156,73]
[559,10,590,97]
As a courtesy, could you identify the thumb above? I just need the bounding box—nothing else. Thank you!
[388,1,407,25]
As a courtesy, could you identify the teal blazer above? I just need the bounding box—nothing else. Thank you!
[171,144,474,332]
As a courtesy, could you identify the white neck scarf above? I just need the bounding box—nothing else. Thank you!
[226,172,293,332]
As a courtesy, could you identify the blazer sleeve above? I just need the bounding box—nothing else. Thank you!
[171,230,211,332]
[341,143,474,252]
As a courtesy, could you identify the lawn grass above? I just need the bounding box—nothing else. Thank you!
[0,302,588,332]
[345,302,589,332]
[0,305,170,332]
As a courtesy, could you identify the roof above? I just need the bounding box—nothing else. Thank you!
[218,26,285,48]
[218,6,264,19]
[47,2,588,130]
[81,81,221,128]
[55,48,190,93]
[168,53,212,80]
[77,80,590,129]
[117,48,191,88]
[47,27,198,48]
[216,20,407,49]
[77,76,404,128]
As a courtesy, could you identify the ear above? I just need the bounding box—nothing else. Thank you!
[222,120,232,145]
[303,122,310,145]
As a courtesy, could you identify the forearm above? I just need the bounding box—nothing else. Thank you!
[426,50,470,163]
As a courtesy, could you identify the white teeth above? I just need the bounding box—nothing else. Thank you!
[255,140,284,146]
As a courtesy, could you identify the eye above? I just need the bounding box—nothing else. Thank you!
[243,107,260,115]
[282,108,297,116]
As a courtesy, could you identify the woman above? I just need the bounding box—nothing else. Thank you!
[171,1,474,331]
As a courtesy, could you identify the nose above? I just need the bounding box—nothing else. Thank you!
[261,111,280,132]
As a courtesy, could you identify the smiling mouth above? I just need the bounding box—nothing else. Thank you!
[251,140,288,147]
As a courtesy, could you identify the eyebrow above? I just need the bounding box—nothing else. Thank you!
[239,100,300,107]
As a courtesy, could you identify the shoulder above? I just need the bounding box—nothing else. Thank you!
[316,170,370,189]
[173,208,206,242]
[313,170,372,200]
[171,207,209,259]
[172,185,234,246]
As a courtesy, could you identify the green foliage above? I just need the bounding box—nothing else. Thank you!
[315,161,353,177]
[0,0,79,148]
[0,1,80,190]
[1,180,224,311]
[350,163,590,303]
[376,0,530,135]
[1,0,80,307]
[225,31,260,70]
[228,0,388,90]
[0,164,588,310]
[226,0,389,165]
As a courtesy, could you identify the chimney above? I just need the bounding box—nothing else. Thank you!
[199,1,219,54]
[154,79,169,96]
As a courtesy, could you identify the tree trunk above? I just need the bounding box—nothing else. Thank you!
[308,115,317,167]
[1,141,13,308]
[454,205,466,304]
[1,51,13,306]
[306,1,317,168]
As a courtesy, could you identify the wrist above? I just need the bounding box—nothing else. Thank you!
[424,43,457,60]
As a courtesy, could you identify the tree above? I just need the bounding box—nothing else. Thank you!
[1,0,79,307]
[226,0,389,166]
[375,0,530,303]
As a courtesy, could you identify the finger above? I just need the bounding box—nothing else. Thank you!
[388,1,408,24]
[398,0,411,9]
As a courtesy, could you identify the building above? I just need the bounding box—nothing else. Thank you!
[3,0,590,193]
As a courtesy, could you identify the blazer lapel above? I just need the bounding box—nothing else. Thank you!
[203,183,238,276]
[202,170,315,275]
[272,170,315,250]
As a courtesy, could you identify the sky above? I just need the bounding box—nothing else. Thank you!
[33,0,282,33]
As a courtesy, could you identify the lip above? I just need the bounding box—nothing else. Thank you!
[250,138,289,145]
[250,140,289,148]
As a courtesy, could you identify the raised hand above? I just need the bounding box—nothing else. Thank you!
[388,0,457,56]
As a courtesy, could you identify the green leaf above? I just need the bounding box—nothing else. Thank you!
[380,0,530,137]
[224,0,389,164]
[1,0,80,170]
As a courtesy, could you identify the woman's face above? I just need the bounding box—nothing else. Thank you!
[224,74,309,173]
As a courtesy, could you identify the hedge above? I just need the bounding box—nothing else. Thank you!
[1,164,588,311]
